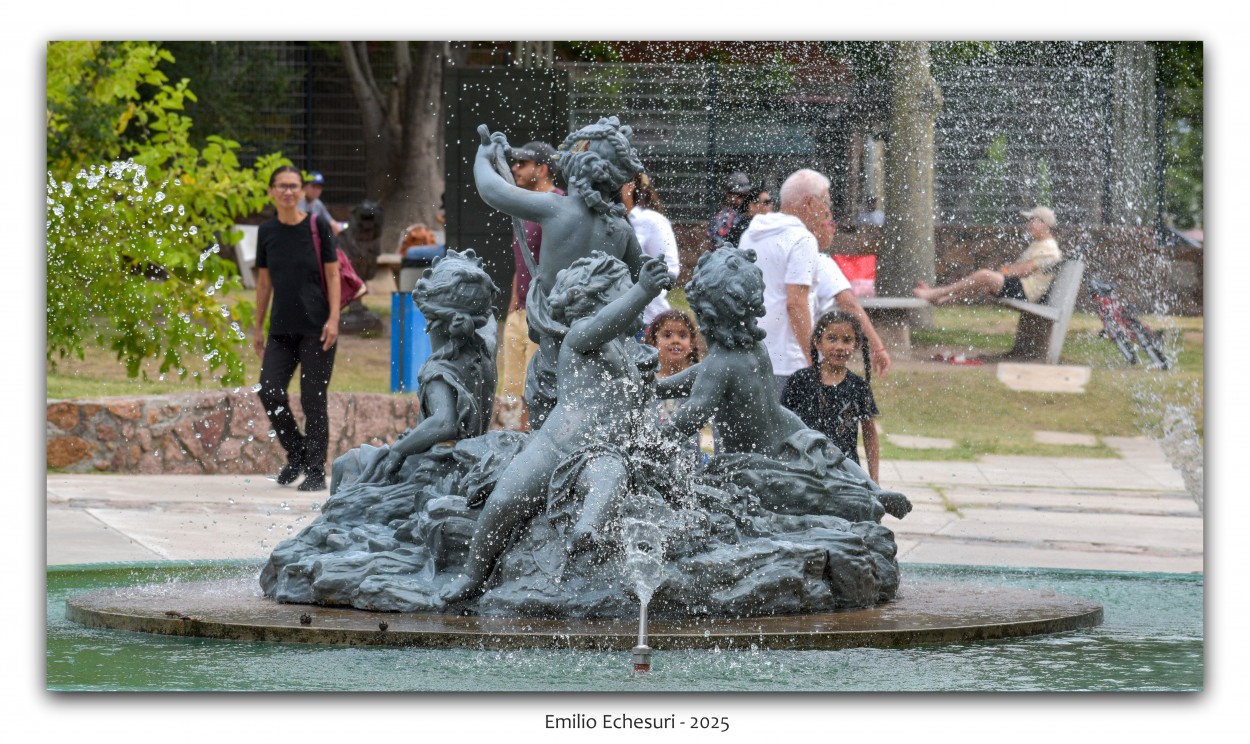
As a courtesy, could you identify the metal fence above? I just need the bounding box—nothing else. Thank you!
[236,53,1180,230]
[559,61,856,224]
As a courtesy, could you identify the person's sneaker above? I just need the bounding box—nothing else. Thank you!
[297,472,327,491]
[276,462,302,486]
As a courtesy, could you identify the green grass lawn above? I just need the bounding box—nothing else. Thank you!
[880,306,1203,459]
[46,298,1203,462]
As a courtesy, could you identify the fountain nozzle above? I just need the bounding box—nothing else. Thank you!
[632,643,652,673]
[632,598,652,673]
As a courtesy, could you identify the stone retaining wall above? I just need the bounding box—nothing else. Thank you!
[46,391,422,475]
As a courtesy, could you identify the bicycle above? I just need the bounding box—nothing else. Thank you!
[1086,275,1170,369]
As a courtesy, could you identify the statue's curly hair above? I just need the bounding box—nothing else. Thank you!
[414,249,500,356]
[557,117,644,235]
[685,246,767,350]
[546,251,632,325]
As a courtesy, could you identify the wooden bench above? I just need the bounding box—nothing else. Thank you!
[998,258,1086,364]
[854,258,1085,363]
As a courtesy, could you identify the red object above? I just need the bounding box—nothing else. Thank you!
[311,214,367,309]
[832,254,877,298]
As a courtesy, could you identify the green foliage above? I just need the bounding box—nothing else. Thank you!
[46,41,284,387]
[972,134,1010,223]
[1035,157,1053,208]
[160,42,298,155]
[1156,42,1203,229]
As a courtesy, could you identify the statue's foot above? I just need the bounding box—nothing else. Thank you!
[879,493,913,520]
[440,574,484,605]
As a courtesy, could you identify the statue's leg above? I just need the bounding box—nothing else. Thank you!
[568,456,629,554]
[440,444,557,604]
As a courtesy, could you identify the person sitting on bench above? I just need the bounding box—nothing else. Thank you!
[913,207,1062,305]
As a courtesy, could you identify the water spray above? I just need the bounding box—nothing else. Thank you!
[622,516,665,676]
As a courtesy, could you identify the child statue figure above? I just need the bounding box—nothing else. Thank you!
[658,246,913,522]
[473,117,647,429]
[440,253,675,605]
[330,248,500,492]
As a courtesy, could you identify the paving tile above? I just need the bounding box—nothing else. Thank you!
[1033,430,1099,446]
[996,362,1090,393]
[937,508,1203,551]
[47,509,163,565]
[889,509,962,538]
[889,461,992,485]
[886,434,956,450]
[944,488,1201,517]
[901,541,1203,574]
[82,506,294,562]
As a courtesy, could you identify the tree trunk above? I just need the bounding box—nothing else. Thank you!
[340,42,467,251]
[339,41,399,207]
[880,42,943,299]
[383,42,454,251]
[1106,42,1158,227]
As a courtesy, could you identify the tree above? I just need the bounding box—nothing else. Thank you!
[972,134,1010,225]
[1155,41,1203,230]
[880,42,943,297]
[338,42,470,249]
[46,41,283,386]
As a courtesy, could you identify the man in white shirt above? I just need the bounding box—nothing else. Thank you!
[738,168,891,393]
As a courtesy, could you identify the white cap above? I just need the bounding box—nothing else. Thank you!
[1020,206,1057,227]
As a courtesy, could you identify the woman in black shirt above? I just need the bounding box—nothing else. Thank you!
[252,165,341,490]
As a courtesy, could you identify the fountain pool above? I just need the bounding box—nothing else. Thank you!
[49,561,1201,692]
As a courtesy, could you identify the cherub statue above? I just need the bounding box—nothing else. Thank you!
[330,249,500,492]
[473,117,647,428]
[658,246,912,521]
[440,253,675,604]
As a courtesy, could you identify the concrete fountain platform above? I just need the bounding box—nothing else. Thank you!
[66,576,1101,651]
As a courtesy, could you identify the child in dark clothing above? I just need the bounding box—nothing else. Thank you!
[781,310,881,481]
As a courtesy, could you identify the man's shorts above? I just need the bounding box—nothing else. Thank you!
[997,276,1027,301]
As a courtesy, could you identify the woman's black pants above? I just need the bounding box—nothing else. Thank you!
[257,334,336,476]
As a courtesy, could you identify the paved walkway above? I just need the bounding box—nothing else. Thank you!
[45,436,1202,574]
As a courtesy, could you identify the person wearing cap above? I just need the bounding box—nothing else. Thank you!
[913,206,1061,305]
[494,140,564,432]
[298,171,343,236]
[707,171,753,251]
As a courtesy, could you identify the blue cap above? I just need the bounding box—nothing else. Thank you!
[306,171,325,185]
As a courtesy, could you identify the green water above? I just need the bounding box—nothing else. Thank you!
[47,562,1202,692]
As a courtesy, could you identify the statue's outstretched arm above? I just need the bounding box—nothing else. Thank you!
[665,360,730,437]
[655,363,699,399]
[566,258,673,353]
[360,381,460,484]
[473,124,556,223]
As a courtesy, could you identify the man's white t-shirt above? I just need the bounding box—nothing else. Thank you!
[628,206,681,325]
[814,253,852,316]
[738,213,849,376]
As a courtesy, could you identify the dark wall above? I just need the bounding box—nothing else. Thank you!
[443,66,570,317]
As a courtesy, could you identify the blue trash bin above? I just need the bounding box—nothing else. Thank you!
[391,291,432,393]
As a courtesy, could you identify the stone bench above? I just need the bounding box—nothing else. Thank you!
[858,296,930,353]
